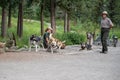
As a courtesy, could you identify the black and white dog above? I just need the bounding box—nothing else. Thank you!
[29,35,44,52]
[80,32,94,50]
[80,42,86,50]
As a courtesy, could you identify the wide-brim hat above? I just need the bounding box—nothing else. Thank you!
[102,11,108,15]
[48,27,53,30]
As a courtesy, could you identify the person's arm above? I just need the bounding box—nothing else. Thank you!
[45,33,50,44]
[46,37,49,44]
[110,23,113,29]
[108,18,114,29]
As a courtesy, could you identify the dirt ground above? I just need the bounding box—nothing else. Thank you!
[0,44,120,80]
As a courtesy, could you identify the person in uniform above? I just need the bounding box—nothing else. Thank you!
[100,11,113,54]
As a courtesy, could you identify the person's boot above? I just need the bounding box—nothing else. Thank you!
[104,51,108,54]
[100,51,108,54]
[100,51,104,53]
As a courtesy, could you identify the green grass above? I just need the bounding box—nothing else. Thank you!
[109,27,120,39]
[0,16,120,47]
[0,17,49,48]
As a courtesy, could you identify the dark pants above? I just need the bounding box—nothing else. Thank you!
[43,42,48,49]
[101,28,110,52]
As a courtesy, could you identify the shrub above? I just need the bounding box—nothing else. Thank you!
[55,32,86,45]
[109,27,120,39]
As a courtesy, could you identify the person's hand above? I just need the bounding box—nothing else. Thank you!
[47,41,49,45]
[110,25,113,29]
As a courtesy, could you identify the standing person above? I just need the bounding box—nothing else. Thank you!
[43,27,53,49]
[100,11,113,54]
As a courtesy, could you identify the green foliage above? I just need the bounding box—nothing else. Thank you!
[0,17,48,48]
[0,0,9,8]
[0,16,120,47]
[80,20,100,33]
[55,32,86,45]
[109,27,120,39]
[112,0,120,25]
[1,0,120,47]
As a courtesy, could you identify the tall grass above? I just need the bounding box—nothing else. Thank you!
[0,16,120,47]
[109,27,120,39]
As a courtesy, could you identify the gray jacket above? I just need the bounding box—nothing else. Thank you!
[101,17,113,28]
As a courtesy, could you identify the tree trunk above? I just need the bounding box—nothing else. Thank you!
[8,1,12,28]
[40,0,45,36]
[1,7,7,38]
[17,9,20,35]
[74,19,77,26]
[50,0,56,33]
[12,33,17,46]
[109,0,114,21]
[67,13,70,32]
[64,11,67,33]
[17,1,23,38]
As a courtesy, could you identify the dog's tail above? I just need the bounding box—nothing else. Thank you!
[62,40,66,43]
[0,42,6,48]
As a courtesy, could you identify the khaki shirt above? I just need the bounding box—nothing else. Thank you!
[101,17,113,28]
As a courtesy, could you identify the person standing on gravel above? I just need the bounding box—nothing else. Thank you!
[100,11,113,54]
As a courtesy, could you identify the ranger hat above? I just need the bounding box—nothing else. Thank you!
[48,27,53,30]
[102,11,108,15]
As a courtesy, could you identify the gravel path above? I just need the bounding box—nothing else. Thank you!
[0,45,120,80]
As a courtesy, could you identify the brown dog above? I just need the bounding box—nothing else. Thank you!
[0,42,6,53]
[48,34,66,53]
[0,40,15,53]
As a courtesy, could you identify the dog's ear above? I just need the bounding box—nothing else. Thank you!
[49,33,53,39]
